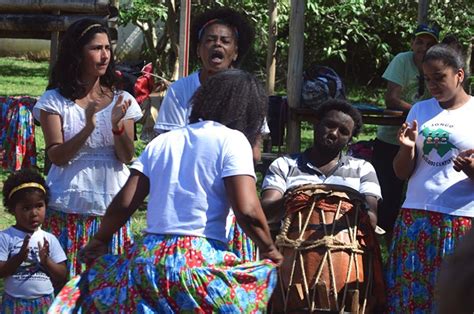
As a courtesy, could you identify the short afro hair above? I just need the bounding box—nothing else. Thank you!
[314,99,363,137]
[190,7,255,66]
[3,168,49,212]
[189,69,267,146]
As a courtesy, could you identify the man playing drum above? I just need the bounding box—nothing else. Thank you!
[261,99,381,233]
[261,99,386,313]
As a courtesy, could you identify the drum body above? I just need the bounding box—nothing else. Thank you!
[271,184,384,313]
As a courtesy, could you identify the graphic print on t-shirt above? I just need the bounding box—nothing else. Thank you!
[8,240,49,282]
[421,126,458,166]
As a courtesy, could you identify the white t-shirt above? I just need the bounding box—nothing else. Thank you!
[0,227,66,299]
[33,89,143,215]
[154,71,270,134]
[402,96,474,216]
[131,121,256,243]
[154,72,201,133]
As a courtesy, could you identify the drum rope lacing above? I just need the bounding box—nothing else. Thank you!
[275,193,364,254]
[275,188,370,313]
[275,234,364,253]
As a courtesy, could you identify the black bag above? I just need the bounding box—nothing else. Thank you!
[301,65,346,110]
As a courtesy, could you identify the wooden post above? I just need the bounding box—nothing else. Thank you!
[417,0,429,24]
[286,0,305,153]
[266,0,277,95]
[49,10,61,74]
[178,0,191,79]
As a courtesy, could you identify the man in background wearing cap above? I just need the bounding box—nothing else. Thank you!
[371,23,439,245]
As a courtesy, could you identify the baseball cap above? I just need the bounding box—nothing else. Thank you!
[414,23,440,41]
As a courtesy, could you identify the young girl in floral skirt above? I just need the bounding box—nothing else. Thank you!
[0,169,67,313]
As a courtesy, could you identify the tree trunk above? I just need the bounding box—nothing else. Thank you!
[286,0,305,153]
[266,0,277,95]
[166,0,180,81]
[466,38,473,94]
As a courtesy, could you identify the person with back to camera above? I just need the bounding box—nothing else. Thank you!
[0,168,67,313]
[155,7,268,261]
[49,69,283,313]
[385,44,474,313]
[372,23,439,245]
[32,19,143,278]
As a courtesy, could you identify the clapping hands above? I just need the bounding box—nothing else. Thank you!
[453,149,474,179]
[111,94,131,130]
[17,234,31,262]
[38,237,50,265]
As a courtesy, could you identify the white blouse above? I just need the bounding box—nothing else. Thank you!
[33,89,143,215]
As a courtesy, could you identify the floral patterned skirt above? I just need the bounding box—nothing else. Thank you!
[49,234,277,313]
[42,208,133,278]
[385,208,472,313]
[0,96,37,171]
[228,213,256,262]
[1,293,53,314]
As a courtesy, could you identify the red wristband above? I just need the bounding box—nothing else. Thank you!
[112,125,125,136]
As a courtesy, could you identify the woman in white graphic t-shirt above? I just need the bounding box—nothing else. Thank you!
[386,43,474,313]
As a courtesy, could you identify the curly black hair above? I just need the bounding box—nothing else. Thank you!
[190,7,255,67]
[188,69,267,146]
[2,168,49,212]
[314,99,363,137]
[47,18,118,100]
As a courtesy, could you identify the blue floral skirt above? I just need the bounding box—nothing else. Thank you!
[1,293,53,314]
[228,213,256,262]
[49,234,277,313]
[385,208,471,313]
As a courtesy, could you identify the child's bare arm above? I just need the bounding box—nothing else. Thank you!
[0,235,30,278]
[43,259,67,289]
[38,239,67,288]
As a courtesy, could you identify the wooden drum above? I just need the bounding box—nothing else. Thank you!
[270,184,385,313]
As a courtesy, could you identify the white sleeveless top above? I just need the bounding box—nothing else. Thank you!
[33,89,143,215]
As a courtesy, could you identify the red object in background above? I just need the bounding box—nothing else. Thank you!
[0,96,37,171]
[134,63,155,105]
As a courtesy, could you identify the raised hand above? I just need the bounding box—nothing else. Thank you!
[111,94,131,130]
[18,234,31,262]
[398,120,418,149]
[85,100,99,128]
[453,149,474,179]
[38,237,50,265]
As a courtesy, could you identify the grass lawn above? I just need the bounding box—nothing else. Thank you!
[0,57,50,97]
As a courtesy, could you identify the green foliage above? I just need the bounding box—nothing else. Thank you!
[118,0,172,76]
[119,0,167,24]
[297,0,472,87]
[117,0,473,88]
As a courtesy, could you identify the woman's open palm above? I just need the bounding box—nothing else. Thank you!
[398,120,418,148]
[111,94,131,127]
